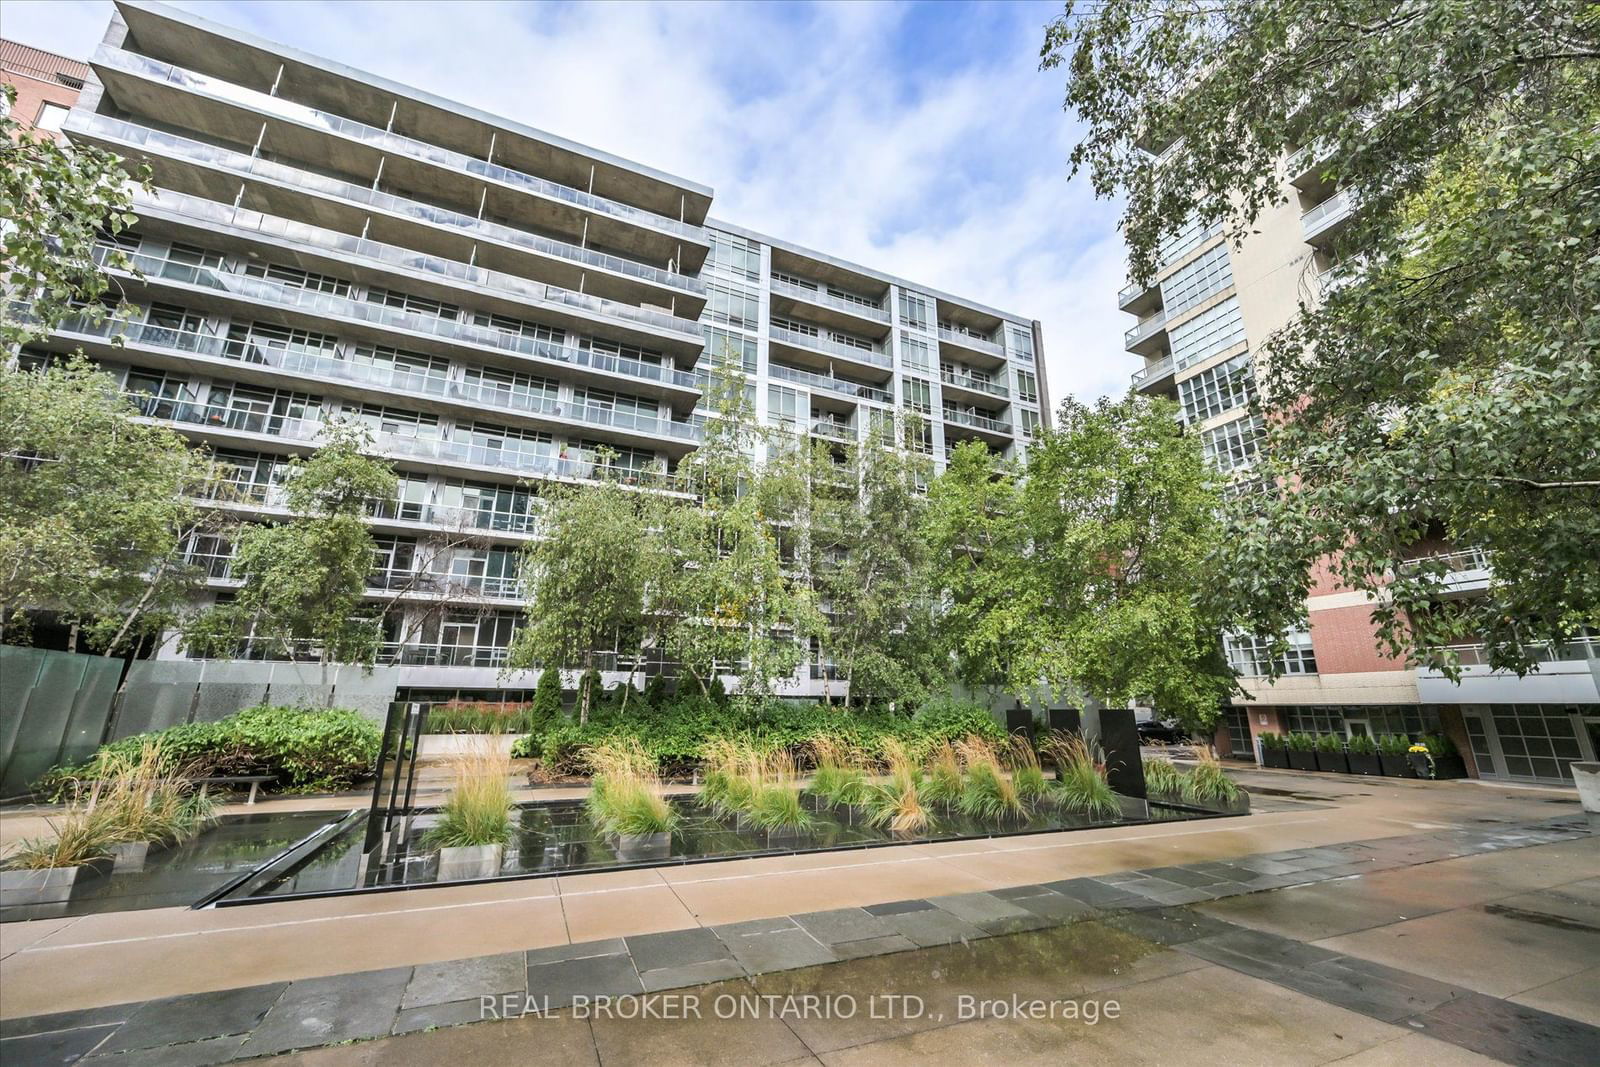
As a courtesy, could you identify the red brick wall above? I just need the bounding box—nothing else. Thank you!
[1308,605,1410,673]
[2,40,86,141]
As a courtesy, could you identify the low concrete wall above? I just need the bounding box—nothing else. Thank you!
[415,733,519,758]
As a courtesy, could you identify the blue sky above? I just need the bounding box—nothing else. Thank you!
[5,0,1130,404]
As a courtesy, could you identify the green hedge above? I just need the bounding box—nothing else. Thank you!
[510,697,1007,776]
[43,705,382,796]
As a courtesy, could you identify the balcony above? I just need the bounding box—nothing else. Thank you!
[767,323,892,376]
[1399,547,1491,596]
[1124,308,1169,356]
[936,324,1004,363]
[810,418,855,442]
[1131,354,1176,394]
[126,186,705,352]
[1302,188,1356,245]
[90,47,709,262]
[1117,278,1161,317]
[942,407,1013,441]
[58,313,702,450]
[769,277,890,336]
[69,113,705,314]
[95,245,701,406]
[767,362,892,405]
[1417,637,1600,705]
[940,369,1008,402]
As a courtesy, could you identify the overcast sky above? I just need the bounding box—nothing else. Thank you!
[5,0,1131,405]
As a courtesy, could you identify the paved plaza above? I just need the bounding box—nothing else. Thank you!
[1,769,1595,1064]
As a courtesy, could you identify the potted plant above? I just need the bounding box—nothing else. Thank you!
[1142,756,1184,803]
[1180,749,1250,814]
[1044,734,1124,821]
[587,740,678,860]
[1,802,114,909]
[1314,732,1349,773]
[1377,734,1416,777]
[428,745,513,880]
[1424,734,1467,779]
[1285,732,1319,771]
[957,737,1029,823]
[1345,734,1381,776]
[1258,731,1289,769]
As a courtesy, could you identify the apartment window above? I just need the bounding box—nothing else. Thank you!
[349,403,440,440]
[1159,216,1223,266]
[1160,242,1234,318]
[124,368,195,418]
[898,290,933,331]
[706,232,761,280]
[472,310,561,343]
[371,536,418,579]
[902,378,931,414]
[702,326,757,372]
[350,344,449,386]
[1224,630,1317,677]
[1019,408,1041,439]
[1015,369,1038,404]
[462,365,558,410]
[575,387,657,423]
[225,321,339,363]
[389,474,431,520]
[704,281,760,329]
[145,302,206,335]
[466,422,553,461]
[166,242,225,271]
[1179,352,1256,423]
[768,385,800,430]
[243,261,351,296]
[584,334,664,366]
[1171,297,1247,371]
[205,384,322,433]
[34,102,69,131]
[1201,414,1263,473]
[213,450,290,501]
[900,333,932,373]
[439,480,536,533]
[1008,326,1035,362]
[366,286,460,321]
[771,271,817,292]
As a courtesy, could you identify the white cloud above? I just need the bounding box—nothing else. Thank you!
[2,0,1133,403]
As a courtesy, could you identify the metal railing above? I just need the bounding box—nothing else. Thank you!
[1131,354,1176,388]
[942,408,1012,434]
[810,419,854,441]
[1302,188,1355,241]
[936,324,1004,357]
[74,114,702,298]
[766,361,892,404]
[1124,309,1168,348]
[767,324,891,369]
[1438,637,1597,668]
[96,245,701,392]
[769,277,889,322]
[940,369,1008,399]
[1402,547,1491,576]
[125,186,703,342]
[95,47,709,244]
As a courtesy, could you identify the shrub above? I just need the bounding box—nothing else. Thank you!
[1314,733,1344,753]
[43,705,381,796]
[706,673,729,705]
[532,666,564,724]
[1181,748,1242,807]
[1044,733,1119,820]
[425,743,513,849]
[1257,731,1284,750]
[1346,734,1377,755]
[1285,732,1316,751]
[1420,734,1457,758]
[863,739,928,834]
[1142,757,1184,800]
[956,736,1024,819]
[920,742,965,807]
[585,739,677,836]
[642,674,669,709]
[1377,733,1411,755]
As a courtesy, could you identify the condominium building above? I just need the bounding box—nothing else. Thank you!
[1120,147,1599,785]
[8,1,1047,705]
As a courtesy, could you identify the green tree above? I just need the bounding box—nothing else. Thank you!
[531,662,564,726]
[1042,0,1600,675]
[507,474,660,723]
[0,357,226,653]
[0,84,149,346]
[183,422,396,687]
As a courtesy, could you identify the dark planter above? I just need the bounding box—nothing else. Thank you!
[1287,749,1319,771]
[1346,752,1382,776]
[1379,753,1416,778]
[1260,746,1289,769]
[1408,752,1433,778]
[1315,749,1350,774]
[1431,754,1467,780]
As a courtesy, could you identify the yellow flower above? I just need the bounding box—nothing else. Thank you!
[1408,744,1429,753]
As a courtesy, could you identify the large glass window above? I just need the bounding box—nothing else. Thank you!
[768,385,800,429]
[366,286,460,321]
[349,403,439,440]
[1170,297,1247,371]
[1492,705,1584,782]
[1015,369,1038,404]
[1179,352,1256,423]
[900,332,932,372]
[1159,216,1223,266]
[243,261,350,296]
[706,231,761,280]
[1224,629,1317,676]
[1201,414,1263,473]
[898,290,933,332]
[225,320,339,364]
[1160,242,1233,317]
[902,377,931,414]
[702,326,757,372]
[705,282,760,329]
[1008,325,1035,361]
[461,365,558,412]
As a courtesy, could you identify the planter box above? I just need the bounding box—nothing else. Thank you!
[1574,763,1600,815]
[1315,750,1350,774]
[1259,746,1289,769]
[0,858,109,907]
[615,831,671,862]
[1346,753,1382,777]
[110,841,151,873]
[766,825,811,848]
[1287,749,1319,771]
[1379,753,1416,778]
[417,734,519,758]
[1115,794,1151,822]
[437,843,503,881]
[1428,754,1467,780]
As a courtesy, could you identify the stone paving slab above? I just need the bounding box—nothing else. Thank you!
[2,813,1592,1066]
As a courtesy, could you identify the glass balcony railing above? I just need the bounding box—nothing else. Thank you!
[936,324,1004,357]
[124,185,703,342]
[95,246,701,393]
[940,369,1008,399]
[769,277,889,322]
[942,408,1012,434]
[1124,309,1167,348]
[1437,637,1597,669]
[95,47,709,245]
[1302,188,1356,242]
[67,314,702,444]
[766,362,892,404]
[73,114,702,298]
[1131,354,1175,388]
[767,323,891,369]
[810,419,854,441]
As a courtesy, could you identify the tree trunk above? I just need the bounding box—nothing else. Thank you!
[66,618,81,654]
[580,650,593,725]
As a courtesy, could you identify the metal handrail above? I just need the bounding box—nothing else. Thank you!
[767,324,891,368]
[769,277,889,322]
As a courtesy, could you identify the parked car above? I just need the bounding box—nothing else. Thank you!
[1136,716,1189,744]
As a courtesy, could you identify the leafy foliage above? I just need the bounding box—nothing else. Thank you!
[1044,0,1600,674]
